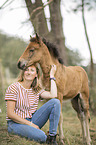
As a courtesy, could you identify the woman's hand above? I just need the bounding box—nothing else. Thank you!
[30,122,40,129]
[40,64,57,99]
[50,65,56,77]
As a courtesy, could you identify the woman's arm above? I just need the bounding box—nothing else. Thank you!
[40,65,57,99]
[7,101,39,129]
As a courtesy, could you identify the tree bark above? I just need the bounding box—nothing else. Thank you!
[49,0,67,64]
[25,0,49,37]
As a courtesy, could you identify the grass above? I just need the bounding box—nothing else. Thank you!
[0,97,96,145]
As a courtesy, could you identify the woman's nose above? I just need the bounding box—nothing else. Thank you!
[28,71,31,74]
[27,70,31,74]
[28,70,33,74]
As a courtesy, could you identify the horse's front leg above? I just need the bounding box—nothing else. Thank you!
[58,95,64,144]
[59,110,64,144]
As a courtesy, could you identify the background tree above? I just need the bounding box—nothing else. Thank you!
[72,0,96,87]
[71,0,96,114]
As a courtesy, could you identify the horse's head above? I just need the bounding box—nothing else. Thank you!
[18,33,45,70]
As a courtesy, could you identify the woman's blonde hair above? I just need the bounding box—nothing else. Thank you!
[17,63,41,90]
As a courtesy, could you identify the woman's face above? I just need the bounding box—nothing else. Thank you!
[23,65,37,81]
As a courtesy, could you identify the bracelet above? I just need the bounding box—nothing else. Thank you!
[49,77,56,81]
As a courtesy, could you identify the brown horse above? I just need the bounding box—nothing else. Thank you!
[18,34,91,145]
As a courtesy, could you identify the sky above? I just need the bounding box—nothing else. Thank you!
[0,0,96,66]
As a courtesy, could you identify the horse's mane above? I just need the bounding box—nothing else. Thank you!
[42,38,64,64]
[30,37,64,64]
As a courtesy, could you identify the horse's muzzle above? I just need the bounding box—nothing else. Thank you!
[17,60,27,70]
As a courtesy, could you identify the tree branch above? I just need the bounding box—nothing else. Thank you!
[25,0,49,36]
[30,0,53,19]
[0,0,13,9]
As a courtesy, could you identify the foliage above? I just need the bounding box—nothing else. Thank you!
[72,0,96,12]
[82,63,96,114]
[66,47,83,66]
[89,87,96,114]
[0,32,28,77]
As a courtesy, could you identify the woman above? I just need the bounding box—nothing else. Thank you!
[5,64,61,145]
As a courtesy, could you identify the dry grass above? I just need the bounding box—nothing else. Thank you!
[0,98,96,145]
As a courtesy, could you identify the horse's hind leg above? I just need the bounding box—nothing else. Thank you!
[79,93,91,144]
[71,93,91,145]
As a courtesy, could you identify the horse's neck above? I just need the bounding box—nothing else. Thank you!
[39,54,56,90]
[40,56,52,77]
[40,51,56,77]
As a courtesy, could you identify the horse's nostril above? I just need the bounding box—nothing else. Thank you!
[18,61,21,69]
[17,61,26,70]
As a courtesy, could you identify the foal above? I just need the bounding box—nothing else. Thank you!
[18,34,91,145]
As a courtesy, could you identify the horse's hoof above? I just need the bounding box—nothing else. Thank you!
[87,142,91,145]
[59,139,65,145]
[83,140,91,145]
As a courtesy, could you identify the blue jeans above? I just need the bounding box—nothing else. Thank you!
[7,98,61,143]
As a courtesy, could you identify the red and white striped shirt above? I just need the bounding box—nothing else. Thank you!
[5,82,44,121]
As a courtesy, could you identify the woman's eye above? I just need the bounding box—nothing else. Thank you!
[31,69,34,72]
[25,68,28,71]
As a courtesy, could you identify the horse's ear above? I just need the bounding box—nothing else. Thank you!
[36,33,39,40]
[36,33,42,45]
[30,35,32,41]
[30,35,32,39]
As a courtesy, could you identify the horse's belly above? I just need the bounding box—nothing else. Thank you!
[62,87,80,100]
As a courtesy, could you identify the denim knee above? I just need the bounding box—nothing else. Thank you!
[36,133,47,143]
[51,98,61,106]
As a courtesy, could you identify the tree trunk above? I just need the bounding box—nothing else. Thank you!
[82,0,94,87]
[25,0,49,37]
[49,0,67,64]
[24,0,68,65]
